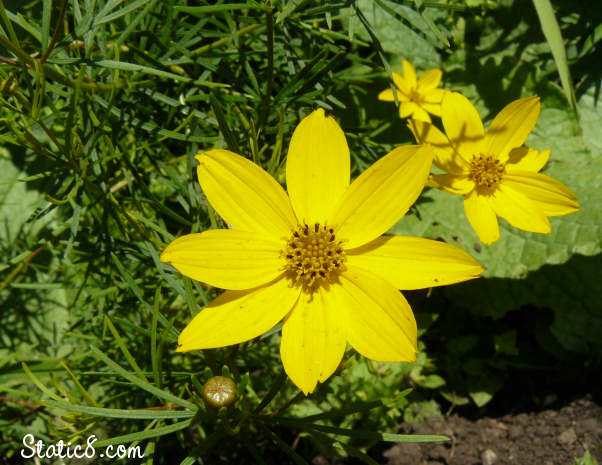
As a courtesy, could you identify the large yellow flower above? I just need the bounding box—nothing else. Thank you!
[378,59,446,123]
[161,109,483,394]
[410,92,580,245]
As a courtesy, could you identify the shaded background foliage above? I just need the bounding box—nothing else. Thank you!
[0,0,600,463]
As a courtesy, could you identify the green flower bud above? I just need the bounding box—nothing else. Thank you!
[202,376,237,409]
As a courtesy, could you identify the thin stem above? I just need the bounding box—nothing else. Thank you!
[0,35,126,92]
[191,23,263,56]
[40,0,68,64]
[269,391,304,417]
[258,4,274,129]
[0,55,18,65]
[0,246,45,293]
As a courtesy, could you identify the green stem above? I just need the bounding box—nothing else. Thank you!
[191,23,264,56]
[258,4,274,129]
[0,35,126,92]
[40,0,68,64]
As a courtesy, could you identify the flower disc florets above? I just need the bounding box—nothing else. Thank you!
[283,223,346,289]
[469,154,505,194]
[409,88,421,103]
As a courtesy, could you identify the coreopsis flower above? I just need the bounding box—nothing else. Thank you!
[410,92,580,245]
[161,109,483,394]
[378,59,446,122]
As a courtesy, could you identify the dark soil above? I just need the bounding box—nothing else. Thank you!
[382,397,602,465]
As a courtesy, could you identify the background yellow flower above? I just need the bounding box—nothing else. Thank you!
[410,92,580,245]
[378,59,447,122]
[161,109,483,394]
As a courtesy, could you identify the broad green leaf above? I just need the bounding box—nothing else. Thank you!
[469,391,493,407]
[343,0,442,67]
[0,150,52,244]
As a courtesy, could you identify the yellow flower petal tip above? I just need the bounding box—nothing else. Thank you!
[163,109,484,394]
[413,93,579,244]
[379,59,445,121]
[287,107,350,224]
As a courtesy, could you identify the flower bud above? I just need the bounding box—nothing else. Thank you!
[202,376,237,409]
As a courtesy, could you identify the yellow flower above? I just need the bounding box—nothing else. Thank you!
[410,92,580,245]
[378,59,446,123]
[161,109,483,394]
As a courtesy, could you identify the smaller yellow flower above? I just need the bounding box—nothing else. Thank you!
[410,92,580,245]
[378,59,446,123]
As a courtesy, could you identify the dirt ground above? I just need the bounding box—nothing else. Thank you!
[381,397,602,465]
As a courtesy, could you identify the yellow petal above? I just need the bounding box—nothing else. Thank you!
[441,92,485,159]
[464,190,500,245]
[332,145,433,248]
[378,88,395,102]
[160,229,285,290]
[482,96,540,163]
[488,183,551,233]
[430,173,474,194]
[392,71,411,97]
[418,68,442,91]
[196,150,296,239]
[503,170,579,216]
[280,288,346,395]
[332,266,417,361]
[409,119,470,174]
[177,277,300,351]
[411,106,431,123]
[286,108,350,224]
[420,101,442,117]
[402,60,417,88]
[506,147,550,172]
[422,88,446,104]
[399,101,418,118]
[347,236,483,290]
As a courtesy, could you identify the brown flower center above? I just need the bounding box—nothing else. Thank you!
[409,88,421,102]
[469,154,505,193]
[282,223,346,289]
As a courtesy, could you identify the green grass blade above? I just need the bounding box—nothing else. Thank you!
[175,4,266,15]
[89,345,197,410]
[209,92,240,153]
[151,286,162,387]
[94,0,151,25]
[20,362,63,401]
[0,0,20,45]
[41,0,51,50]
[260,424,311,465]
[532,0,577,112]
[94,419,193,447]
[307,424,449,443]
[41,399,196,419]
[104,314,149,382]
[94,60,192,82]
[179,457,198,465]
[60,361,100,407]
[352,2,399,105]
